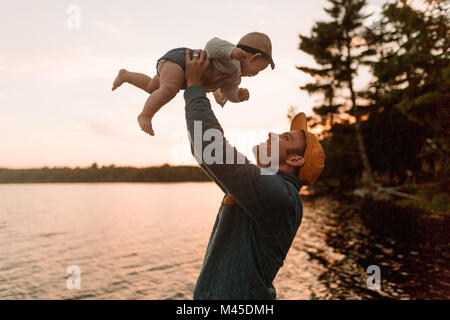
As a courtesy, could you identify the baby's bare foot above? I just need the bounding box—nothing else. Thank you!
[137,113,155,136]
[112,69,128,91]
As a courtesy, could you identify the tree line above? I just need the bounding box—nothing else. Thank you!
[0,163,211,183]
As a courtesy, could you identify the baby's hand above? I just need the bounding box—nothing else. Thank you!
[231,48,246,61]
[239,88,249,101]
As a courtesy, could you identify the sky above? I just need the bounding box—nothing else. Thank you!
[0,0,386,168]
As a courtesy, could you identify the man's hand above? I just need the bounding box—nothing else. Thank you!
[185,49,230,88]
[239,88,250,101]
[231,48,246,61]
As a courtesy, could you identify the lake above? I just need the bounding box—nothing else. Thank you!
[0,183,446,299]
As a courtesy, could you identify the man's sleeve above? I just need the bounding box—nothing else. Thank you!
[184,86,288,231]
[204,37,236,60]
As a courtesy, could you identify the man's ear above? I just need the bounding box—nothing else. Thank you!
[286,154,305,168]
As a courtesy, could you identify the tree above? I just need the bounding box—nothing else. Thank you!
[366,0,449,185]
[298,0,376,188]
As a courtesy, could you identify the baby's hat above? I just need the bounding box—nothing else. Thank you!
[237,32,275,69]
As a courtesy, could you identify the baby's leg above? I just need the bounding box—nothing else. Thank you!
[112,69,159,94]
[137,61,184,135]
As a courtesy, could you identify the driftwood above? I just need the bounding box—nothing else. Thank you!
[353,185,421,201]
[376,187,421,201]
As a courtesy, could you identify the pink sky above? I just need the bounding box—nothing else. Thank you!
[0,0,385,168]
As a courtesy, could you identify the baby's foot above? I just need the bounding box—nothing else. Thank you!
[112,69,128,91]
[137,113,155,136]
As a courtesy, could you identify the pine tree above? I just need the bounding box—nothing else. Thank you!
[366,0,449,184]
[298,0,376,187]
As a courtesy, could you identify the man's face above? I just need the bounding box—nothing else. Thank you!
[253,130,306,168]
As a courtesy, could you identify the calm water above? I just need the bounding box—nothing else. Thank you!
[0,183,446,299]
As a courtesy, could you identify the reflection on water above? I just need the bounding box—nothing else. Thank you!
[0,183,447,299]
[0,183,220,299]
[276,196,449,299]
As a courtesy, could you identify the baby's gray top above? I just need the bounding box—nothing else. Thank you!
[203,37,241,107]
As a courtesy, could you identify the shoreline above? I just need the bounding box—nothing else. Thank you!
[327,193,450,299]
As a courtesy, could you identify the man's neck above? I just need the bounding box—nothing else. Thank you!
[256,164,298,176]
[278,164,298,176]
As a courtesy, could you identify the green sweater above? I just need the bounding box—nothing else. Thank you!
[184,86,303,300]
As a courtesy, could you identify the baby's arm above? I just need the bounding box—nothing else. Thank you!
[217,82,249,106]
[204,37,237,60]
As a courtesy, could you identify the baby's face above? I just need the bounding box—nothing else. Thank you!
[241,55,270,77]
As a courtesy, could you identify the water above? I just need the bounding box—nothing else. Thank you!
[0,183,219,299]
[0,183,447,299]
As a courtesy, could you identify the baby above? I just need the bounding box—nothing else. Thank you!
[112,32,275,136]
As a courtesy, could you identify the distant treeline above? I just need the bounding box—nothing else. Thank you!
[0,163,211,183]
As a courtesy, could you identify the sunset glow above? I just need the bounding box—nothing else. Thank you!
[0,0,385,168]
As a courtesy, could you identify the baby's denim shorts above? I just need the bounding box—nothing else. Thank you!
[156,47,200,88]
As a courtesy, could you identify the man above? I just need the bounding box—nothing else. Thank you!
[184,49,325,299]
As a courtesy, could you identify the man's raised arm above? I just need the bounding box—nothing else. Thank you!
[183,50,288,232]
